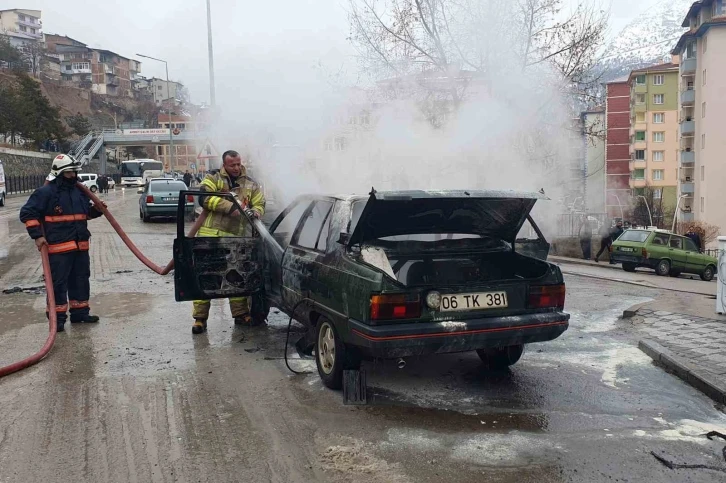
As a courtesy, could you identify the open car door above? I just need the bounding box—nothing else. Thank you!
[173,190,264,302]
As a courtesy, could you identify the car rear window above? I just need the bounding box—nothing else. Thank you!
[149,181,186,192]
[618,230,651,243]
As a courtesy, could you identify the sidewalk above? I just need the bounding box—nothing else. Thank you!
[624,307,726,404]
[549,255,621,271]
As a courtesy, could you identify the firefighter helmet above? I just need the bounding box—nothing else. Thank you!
[50,154,82,178]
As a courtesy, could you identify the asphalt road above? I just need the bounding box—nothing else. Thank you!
[1,191,725,483]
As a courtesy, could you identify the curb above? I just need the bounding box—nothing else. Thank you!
[549,256,621,271]
[622,303,649,319]
[638,339,726,404]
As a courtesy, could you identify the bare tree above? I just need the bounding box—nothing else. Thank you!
[17,40,47,78]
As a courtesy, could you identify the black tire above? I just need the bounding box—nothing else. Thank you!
[142,211,150,223]
[139,209,143,220]
[90,185,98,193]
[0,193,5,207]
[669,270,681,278]
[315,317,358,389]
[655,259,671,276]
[701,265,715,282]
[477,344,524,370]
[622,263,637,273]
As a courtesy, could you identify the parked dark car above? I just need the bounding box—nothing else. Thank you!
[139,178,194,222]
[174,190,570,389]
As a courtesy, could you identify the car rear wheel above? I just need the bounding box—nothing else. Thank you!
[315,317,358,389]
[655,259,671,276]
[701,266,715,282]
[90,185,98,193]
[477,344,524,370]
[142,210,150,223]
[622,263,636,273]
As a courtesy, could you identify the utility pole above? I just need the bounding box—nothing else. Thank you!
[137,53,175,171]
[207,0,216,107]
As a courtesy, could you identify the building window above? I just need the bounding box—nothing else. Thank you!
[653,131,665,142]
[702,69,707,85]
[359,110,370,125]
[701,166,705,181]
[653,151,664,162]
[702,102,706,118]
[701,197,704,212]
[635,93,646,104]
[635,75,646,85]
[653,94,664,104]
[686,42,696,59]
[653,74,664,86]
[334,137,347,151]
[635,131,646,141]
[30,28,36,34]
[703,35,708,53]
[653,112,665,123]
[653,188,662,199]
[19,25,27,32]
[633,169,645,180]
[635,112,645,123]
[652,169,664,181]
[702,133,706,149]
[634,149,646,160]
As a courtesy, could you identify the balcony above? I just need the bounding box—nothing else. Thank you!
[632,103,647,113]
[680,120,695,136]
[103,63,116,75]
[106,77,120,87]
[680,89,695,105]
[681,57,697,75]
[633,84,647,94]
[629,160,647,170]
[17,17,40,28]
[681,182,695,194]
[680,212,695,222]
[681,150,695,165]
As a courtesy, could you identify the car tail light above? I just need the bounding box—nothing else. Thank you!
[370,294,421,321]
[186,195,194,203]
[146,195,154,203]
[642,247,648,258]
[528,284,565,310]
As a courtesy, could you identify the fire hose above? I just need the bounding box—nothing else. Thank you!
[0,182,208,379]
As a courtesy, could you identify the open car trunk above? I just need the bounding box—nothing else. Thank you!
[359,240,551,287]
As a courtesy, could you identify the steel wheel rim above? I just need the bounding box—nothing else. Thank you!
[317,323,336,375]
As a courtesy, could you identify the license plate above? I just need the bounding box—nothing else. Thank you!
[440,291,508,312]
[162,197,178,202]
[620,247,634,252]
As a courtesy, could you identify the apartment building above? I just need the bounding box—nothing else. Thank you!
[627,62,680,225]
[149,78,188,106]
[45,34,139,98]
[581,108,606,214]
[672,0,726,246]
[0,9,42,47]
[605,78,631,220]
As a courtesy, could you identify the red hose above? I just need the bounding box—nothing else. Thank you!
[0,182,207,378]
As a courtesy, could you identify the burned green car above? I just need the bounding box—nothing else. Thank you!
[174,190,570,389]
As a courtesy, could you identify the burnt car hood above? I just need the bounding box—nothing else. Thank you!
[348,190,547,246]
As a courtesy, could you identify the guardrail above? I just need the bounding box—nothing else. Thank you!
[4,175,46,195]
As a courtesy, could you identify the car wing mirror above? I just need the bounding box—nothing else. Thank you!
[337,232,350,245]
[137,188,144,194]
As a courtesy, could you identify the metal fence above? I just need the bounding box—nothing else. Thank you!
[4,175,47,195]
[555,213,609,238]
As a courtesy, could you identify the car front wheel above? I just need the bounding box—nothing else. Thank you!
[655,259,671,277]
[622,263,636,272]
[701,266,715,282]
[477,344,524,370]
[90,185,98,193]
[315,317,358,389]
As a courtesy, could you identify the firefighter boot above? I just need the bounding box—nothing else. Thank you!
[192,319,207,334]
[71,315,100,323]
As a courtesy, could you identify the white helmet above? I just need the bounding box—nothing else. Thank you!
[50,154,82,178]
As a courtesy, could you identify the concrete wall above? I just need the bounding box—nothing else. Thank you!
[0,147,54,176]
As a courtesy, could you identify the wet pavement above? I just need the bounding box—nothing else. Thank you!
[1,191,725,482]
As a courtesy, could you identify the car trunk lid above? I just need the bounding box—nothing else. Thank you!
[348,189,545,247]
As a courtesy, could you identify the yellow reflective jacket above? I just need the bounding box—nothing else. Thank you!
[199,166,266,236]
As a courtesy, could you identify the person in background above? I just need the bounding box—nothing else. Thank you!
[97,174,107,194]
[578,214,593,260]
[183,170,193,188]
[685,229,702,252]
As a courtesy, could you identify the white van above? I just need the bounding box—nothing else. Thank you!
[0,159,6,207]
[78,173,99,193]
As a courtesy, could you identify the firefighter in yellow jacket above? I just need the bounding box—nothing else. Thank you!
[192,150,266,334]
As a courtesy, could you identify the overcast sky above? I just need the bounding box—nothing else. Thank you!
[9,0,667,104]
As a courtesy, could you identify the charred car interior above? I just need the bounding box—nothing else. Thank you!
[174,189,570,389]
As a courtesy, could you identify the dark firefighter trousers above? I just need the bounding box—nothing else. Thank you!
[47,250,91,325]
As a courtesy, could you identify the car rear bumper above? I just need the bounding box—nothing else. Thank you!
[346,311,569,359]
[145,205,193,217]
[610,254,656,267]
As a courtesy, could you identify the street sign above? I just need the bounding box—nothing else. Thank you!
[197,139,220,160]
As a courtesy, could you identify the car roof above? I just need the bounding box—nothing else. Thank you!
[321,189,549,203]
[149,177,185,182]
